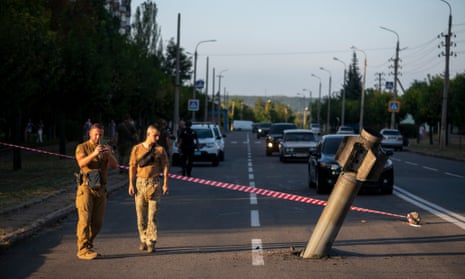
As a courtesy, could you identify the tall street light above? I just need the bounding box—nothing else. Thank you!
[192,39,216,120]
[333,57,347,126]
[311,74,322,125]
[320,67,332,133]
[217,69,228,127]
[303,88,312,128]
[351,46,367,131]
[380,26,400,129]
[439,0,452,149]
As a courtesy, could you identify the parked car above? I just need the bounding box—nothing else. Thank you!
[380,128,404,151]
[265,122,298,156]
[310,123,321,135]
[336,125,355,134]
[307,134,394,194]
[278,129,319,162]
[171,124,220,166]
[256,122,272,139]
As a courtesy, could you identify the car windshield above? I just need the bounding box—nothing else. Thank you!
[285,133,316,142]
[321,137,344,155]
[258,123,271,128]
[193,128,213,139]
[270,124,297,134]
[383,130,401,136]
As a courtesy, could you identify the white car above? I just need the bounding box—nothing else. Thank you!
[171,124,221,166]
[380,128,404,151]
[278,129,319,162]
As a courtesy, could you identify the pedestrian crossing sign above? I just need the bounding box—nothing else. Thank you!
[388,101,400,112]
[188,99,199,111]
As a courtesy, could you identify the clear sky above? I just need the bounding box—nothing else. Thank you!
[131,0,465,98]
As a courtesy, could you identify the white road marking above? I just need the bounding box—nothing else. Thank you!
[444,172,463,178]
[251,239,264,266]
[422,166,438,171]
[394,186,465,231]
[247,133,264,265]
[250,193,258,205]
[251,210,260,227]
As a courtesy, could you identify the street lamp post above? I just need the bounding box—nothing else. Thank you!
[380,26,400,129]
[192,39,216,120]
[297,92,306,128]
[303,88,312,128]
[351,46,367,131]
[320,67,332,133]
[217,69,228,128]
[311,74,322,125]
[439,0,452,149]
[333,57,347,126]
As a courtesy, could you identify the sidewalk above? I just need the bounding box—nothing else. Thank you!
[0,170,128,249]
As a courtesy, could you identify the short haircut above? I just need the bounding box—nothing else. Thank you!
[90,123,104,130]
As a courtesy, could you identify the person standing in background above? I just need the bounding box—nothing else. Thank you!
[117,114,138,173]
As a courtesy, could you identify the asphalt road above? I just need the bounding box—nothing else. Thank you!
[1,131,464,278]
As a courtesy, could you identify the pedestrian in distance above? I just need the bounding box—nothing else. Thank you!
[36,120,44,144]
[177,119,185,139]
[177,120,199,177]
[83,118,92,141]
[74,123,119,260]
[117,114,139,173]
[157,119,171,158]
[128,124,169,253]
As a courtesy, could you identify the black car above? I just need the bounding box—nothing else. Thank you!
[265,122,297,156]
[256,122,272,139]
[307,134,394,194]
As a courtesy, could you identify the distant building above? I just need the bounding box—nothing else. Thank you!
[105,0,131,35]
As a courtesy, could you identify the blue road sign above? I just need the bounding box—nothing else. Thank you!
[195,80,205,89]
[388,101,400,112]
[385,81,393,90]
[188,99,200,111]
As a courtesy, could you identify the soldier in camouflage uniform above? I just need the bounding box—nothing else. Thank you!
[128,125,169,253]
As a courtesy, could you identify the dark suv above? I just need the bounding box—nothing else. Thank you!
[256,122,272,139]
[265,122,297,156]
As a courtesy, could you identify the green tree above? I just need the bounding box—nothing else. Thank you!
[344,52,363,100]
[162,38,192,84]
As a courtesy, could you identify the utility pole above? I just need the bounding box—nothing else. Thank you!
[439,0,453,149]
[203,57,209,122]
[173,13,181,136]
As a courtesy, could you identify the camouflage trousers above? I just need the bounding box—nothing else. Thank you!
[135,177,162,246]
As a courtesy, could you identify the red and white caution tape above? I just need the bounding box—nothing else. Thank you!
[1,141,407,220]
[169,173,406,219]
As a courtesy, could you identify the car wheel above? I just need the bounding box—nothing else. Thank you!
[381,184,393,195]
[220,151,225,161]
[315,172,326,194]
[266,149,272,156]
[308,167,316,188]
[378,169,394,194]
[212,156,219,167]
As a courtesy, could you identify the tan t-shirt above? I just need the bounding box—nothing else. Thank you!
[129,143,168,179]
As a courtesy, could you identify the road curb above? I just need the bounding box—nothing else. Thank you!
[0,178,127,247]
